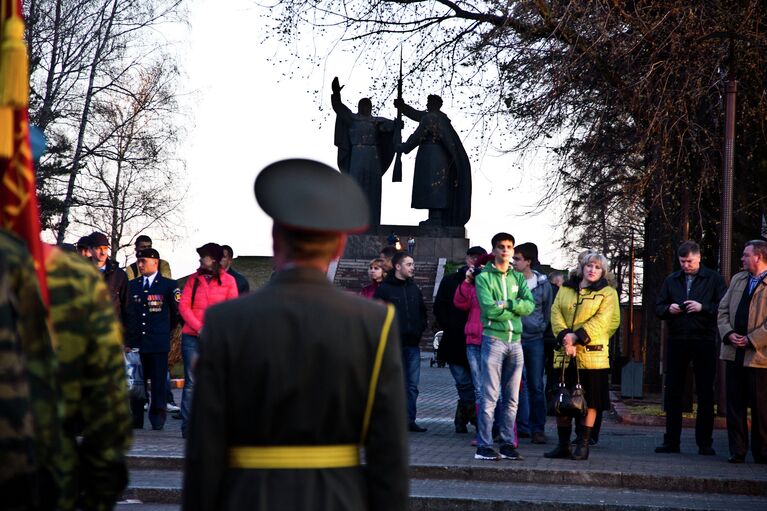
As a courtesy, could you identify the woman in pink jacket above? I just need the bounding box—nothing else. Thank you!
[178,242,238,438]
[454,252,492,445]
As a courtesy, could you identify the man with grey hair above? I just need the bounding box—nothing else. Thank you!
[655,241,726,455]
[718,239,767,464]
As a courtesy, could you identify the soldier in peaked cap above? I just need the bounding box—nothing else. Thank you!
[183,159,408,511]
[125,248,181,430]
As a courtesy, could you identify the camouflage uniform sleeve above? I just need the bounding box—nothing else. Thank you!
[77,265,132,509]
[4,237,61,506]
[47,250,131,510]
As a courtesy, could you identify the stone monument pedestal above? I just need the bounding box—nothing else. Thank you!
[344,224,469,261]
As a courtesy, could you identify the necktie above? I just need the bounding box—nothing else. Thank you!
[143,278,149,291]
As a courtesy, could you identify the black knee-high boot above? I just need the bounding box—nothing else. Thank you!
[572,425,591,460]
[544,424,572,458]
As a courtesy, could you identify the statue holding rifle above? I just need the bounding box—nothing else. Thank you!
[331,77,396,227]
[394,94,472,228]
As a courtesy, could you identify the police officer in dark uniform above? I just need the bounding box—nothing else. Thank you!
[183,159,409,511]
[126,248,180,430]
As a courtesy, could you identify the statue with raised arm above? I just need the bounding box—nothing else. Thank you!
[394,94,472,228]
[332,77,395,226]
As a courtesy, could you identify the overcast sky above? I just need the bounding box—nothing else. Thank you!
[149,0,572,277]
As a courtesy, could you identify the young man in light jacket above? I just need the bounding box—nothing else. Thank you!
[473,232,535,461]
[512,242,553,445]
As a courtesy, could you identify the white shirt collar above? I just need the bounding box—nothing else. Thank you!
[143,272,159,288]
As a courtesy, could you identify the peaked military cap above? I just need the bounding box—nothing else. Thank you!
[197,242,224,263]
[136,248,160,260]
[255,159,369,233]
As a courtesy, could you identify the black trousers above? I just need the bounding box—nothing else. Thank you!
[725,352,767,462]
[130,351,168,430]
[663,338,716,448]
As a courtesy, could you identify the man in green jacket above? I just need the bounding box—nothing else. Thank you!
[474,232,535,461]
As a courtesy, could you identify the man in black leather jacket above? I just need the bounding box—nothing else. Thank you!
[654,240,726,455]
[375,251,428,432]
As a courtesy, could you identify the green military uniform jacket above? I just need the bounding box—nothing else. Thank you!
[46,246,132,510]
[183,267,409,511]
[0,230,60,510]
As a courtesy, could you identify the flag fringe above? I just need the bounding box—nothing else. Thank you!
[0,16,29,107]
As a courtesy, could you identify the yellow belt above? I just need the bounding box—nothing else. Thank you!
[229,444,360,469]
[228,304,395,470]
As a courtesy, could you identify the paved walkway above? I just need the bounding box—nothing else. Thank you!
[124,358,767,509]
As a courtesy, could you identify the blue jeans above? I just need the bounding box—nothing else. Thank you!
[522,338,547,434]
[181,334,198,435]
[401,346,421,423]
[448,363,475,406]
[466,344,482,404]
[478,336,524,447]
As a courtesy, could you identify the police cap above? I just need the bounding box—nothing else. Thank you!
[136,248,160,260]
[255,159,369,233]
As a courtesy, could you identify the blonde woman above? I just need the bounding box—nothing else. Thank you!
[545,252,620,460]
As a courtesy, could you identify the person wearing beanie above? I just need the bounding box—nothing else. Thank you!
[434,246,487,436]
[178,242,238,438]
[88,232,129,330]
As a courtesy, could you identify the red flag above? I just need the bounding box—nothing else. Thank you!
[0,0,49,305]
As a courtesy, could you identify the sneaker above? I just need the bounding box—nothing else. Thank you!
[698,446,716,456]
[499,444,524,460]
[474,446,501,460]
[166,403,180,412]
[171,410,182,420]
[531,432,547,444]
[143,403,148,411]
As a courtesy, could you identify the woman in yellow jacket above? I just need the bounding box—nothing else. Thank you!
[545,252,620,460]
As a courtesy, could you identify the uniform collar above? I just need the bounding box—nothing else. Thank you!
[271,266,333,287]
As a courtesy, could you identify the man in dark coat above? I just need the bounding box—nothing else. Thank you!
[394,94,471,227]
[221,244,250,295]
[374,251,428,432]
[89,231,128,330]
[655,240,726,455]
[434,248,487,433]
[126,248,181,430]
[183,159,408,511]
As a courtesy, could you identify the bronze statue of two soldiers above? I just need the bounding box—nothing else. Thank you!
[332,77,472,229]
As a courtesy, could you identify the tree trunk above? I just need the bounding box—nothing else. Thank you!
[56,0,119,244]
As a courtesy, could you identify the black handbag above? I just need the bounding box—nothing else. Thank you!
[549,298,588,417]
[550,354,587,417]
